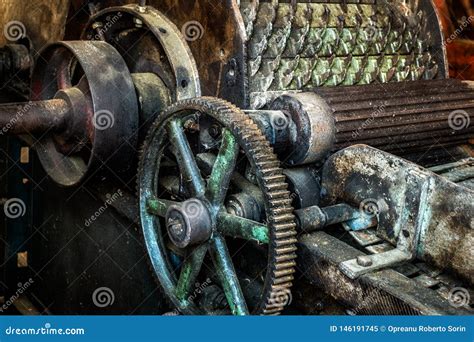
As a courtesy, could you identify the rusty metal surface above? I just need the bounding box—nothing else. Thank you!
[0,99,69,135]
[318,78,474,155]
[299,232,469,315]
[259,78,473,166]
[31,41,139,187]
[75,0,246,106]
[321,145,474,285]
[83,4,201,101]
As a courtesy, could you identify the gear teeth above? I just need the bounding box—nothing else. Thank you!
[138,96,298,316]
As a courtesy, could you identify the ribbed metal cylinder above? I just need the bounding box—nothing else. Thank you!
[315,79,474,155]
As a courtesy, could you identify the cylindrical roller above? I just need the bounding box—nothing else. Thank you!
[266,79,474,165]
[323,79,474,155]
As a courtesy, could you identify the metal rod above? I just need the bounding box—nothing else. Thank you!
[295,204,377,233]
[0,99,69,135]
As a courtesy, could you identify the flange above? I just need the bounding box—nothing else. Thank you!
[31,41,139,187]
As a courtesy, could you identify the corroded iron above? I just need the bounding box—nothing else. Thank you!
[137,97,298,315]
[321,145,474,285]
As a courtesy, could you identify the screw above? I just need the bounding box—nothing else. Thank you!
[356,255,373,267]
[133,17,143,28]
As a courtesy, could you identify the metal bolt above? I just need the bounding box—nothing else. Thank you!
[133,17,143,28]
[168,220,184,236]
[356,255,373,267]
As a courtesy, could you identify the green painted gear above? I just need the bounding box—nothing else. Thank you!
[138,97,298,315]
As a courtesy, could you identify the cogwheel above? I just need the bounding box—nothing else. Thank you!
[137,96,298,315]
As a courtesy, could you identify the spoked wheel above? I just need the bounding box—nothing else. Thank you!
[138,97,297,315]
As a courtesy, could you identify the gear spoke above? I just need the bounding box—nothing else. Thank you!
[138,97,297,315]
[175,244,208,302]
[209,234,249,315]
[206,129,239,209]
[167,119,206,197]
[146,197,178,217]
[217,213,269,244]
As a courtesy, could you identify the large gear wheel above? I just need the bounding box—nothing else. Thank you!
[138,97,298,315]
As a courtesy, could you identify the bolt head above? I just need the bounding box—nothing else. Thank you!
[356,255,373,267]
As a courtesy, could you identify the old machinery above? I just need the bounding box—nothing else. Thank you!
[322,145,473,284]
[82,4,201,102]
[0,0,472,317]
[0,41,139,186]
[138,97,297,315]
[245,78,474,166]
[0,3,202,186]
[150,0,447,107]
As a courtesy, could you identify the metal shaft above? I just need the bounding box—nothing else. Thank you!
[263,78,474,165]
[0,99,69,135]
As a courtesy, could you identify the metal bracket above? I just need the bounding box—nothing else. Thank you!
[339,168,435,279]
